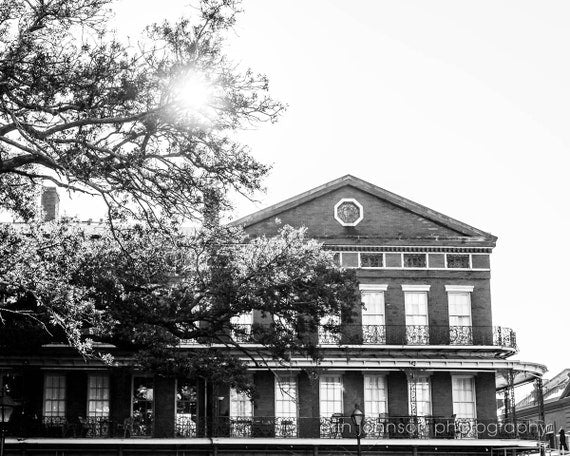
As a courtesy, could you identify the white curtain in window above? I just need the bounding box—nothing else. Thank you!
[275,376,297,418]
[452,376,476,418]
[319,376,343,416]
[448,293,472,327]
[43,374,66,417]
[362,292,385,326]
[405,292,428,326]
[230,388,253,417]
[364,375,387,416]
[87,374,110,417]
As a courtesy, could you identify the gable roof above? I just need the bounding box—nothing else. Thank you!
[231,175,497,243]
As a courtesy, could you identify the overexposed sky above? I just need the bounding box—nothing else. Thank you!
[68,1,570,381]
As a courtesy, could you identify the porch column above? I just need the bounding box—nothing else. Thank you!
[405,370,417,416]
[535,377,545,424]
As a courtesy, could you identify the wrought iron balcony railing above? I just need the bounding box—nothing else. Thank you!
[182,323,516,350]
[6,416,542,440]
[332,325,517,350]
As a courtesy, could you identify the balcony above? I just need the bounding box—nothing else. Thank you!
[182,324,517,350]
[326,325,517,350]
[5,416,542,441]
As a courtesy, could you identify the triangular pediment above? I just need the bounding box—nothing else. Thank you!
[232,175,496,246]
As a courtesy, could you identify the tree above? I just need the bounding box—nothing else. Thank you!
[0,222,359,391]
[0,0,282,224]
[0,0,361,393]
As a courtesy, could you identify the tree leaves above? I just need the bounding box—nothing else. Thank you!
[0,223,359,391]
[0,0,283,225]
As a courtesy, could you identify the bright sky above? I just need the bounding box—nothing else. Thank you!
[63,1,570,383]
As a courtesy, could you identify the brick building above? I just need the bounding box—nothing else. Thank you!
[1,176,547,455]
[516,369,570,448]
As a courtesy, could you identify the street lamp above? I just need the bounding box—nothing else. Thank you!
[0,394,16,456]
[351,404,364,456]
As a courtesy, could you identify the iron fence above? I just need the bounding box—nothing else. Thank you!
[4,415,541,440]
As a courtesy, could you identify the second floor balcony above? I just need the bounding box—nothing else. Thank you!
[181,324,517,352]
[313,324,515,350]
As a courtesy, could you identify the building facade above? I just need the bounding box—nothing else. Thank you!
[516,369,570,449]
[1,176,547,455]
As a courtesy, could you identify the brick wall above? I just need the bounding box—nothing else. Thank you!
[22,367,43,419]
[244,187,472,242]
[343,372,364,416]
[388,372,409,416]
[298,371,320,438]
[475,372,497,421]
[154,376,175,437]
[254,371,275,417]
[110,369,131,432]
[352,274,492,344]
[67,371,87,422]
[431,373,453,417]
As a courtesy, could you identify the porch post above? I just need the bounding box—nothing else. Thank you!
[406,370,417,417]
[535,377,545,424]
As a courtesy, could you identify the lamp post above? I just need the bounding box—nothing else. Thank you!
[351,404,364,456]
[0,394,16,456]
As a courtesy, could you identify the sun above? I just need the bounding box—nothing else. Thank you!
[175,72,213,113]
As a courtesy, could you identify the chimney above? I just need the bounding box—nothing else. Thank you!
[41,187,59,222]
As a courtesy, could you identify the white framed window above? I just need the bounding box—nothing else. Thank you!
[403,253,427,268]
[360,284,387,344]
[231,312,253,326]
[446,286,474,325]
[319,375,343,416]
[87,374,110,417]
[231,312,253,342]
[409,377,432,416]
[43,374,66,417]
[452,376,477,419]
[275,376,298,418]
[446,286,474,345]
[360,253,384,268]
[318,314,341,344]
[446,254,471,269]
[448,291,472,327]
[364,375,388,416]
[403,286,430,344]
[229,388,253,417]
[176,380,198,437]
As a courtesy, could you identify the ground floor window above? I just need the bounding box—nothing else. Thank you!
[43,374,66,419]
[364,374,388,416]
[319,375,343,417]
[452,376,477,418]
[229,387,253,437]
[452,375,477,438]
[176,380,198,437]
[131,376,154,436]
[275,375,298,437]
[87,374,110,418]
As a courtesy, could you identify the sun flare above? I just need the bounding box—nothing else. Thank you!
[175,73,213,113]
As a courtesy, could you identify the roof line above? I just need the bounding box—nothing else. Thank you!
[231,175,497,242]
